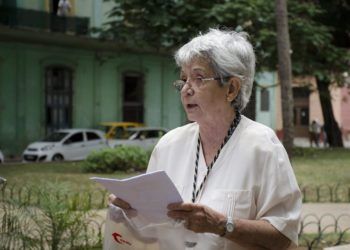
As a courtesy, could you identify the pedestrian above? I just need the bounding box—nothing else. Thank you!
[309,119,321,147]
[57,0,71,17]
[109,28,301,249]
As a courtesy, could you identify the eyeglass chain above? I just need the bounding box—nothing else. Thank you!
[191,110,241,203]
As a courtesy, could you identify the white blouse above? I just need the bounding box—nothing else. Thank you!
[147,116,302,250]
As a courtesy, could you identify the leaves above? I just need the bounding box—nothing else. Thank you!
[98,0,350,84]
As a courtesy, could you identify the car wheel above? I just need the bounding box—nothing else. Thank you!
[52,154,64,162]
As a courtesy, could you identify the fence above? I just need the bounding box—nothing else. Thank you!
[2,183,350,207]
[300,184,350,203]
[299,213,350,249]
[1,184,349,249]
[0,6,89,35]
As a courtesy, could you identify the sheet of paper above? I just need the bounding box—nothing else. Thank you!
[91,170,183,223]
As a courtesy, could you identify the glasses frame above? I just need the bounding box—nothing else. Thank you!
[173,75,243,92]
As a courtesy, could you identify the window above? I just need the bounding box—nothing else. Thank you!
[86,132,101,141]
[293,87,310,98]
[64,132,83,144]
[45,66,73,135]
[146,130,160,138]
[260,88,269,111]
[122,73,144,123]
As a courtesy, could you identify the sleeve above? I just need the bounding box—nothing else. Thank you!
[146,145,160,173]
[255,140,302,247]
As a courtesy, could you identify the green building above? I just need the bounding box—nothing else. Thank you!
[1,0,277,157]
[0,0,185,156]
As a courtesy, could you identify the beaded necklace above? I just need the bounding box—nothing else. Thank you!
[191,111,241,203]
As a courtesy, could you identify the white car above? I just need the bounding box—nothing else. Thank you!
[108,127,169,150]
[0,150,4,163]
[22,129,108,162]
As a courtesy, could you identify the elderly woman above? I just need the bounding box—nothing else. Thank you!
[110,28,301,250]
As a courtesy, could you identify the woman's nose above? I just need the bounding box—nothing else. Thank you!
[181,83,194,96]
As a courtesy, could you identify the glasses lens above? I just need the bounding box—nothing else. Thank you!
[173,80,185,91]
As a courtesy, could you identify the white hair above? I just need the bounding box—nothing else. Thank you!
[174,28,256,111]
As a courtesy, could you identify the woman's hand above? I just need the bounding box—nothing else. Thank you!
[108,194,137,217]
[167,202,226,235]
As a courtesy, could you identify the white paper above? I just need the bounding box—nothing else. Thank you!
[91,170,183,223]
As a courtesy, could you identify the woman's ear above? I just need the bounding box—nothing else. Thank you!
[226,77,241,102]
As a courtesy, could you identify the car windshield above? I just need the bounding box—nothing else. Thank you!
[42,132,69,142]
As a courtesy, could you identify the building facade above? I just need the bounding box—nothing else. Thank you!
[0,0,186,156]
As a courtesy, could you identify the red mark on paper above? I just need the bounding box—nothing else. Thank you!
[112,232,132,245]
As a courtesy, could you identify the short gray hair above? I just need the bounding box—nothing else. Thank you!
[174,28,256,111]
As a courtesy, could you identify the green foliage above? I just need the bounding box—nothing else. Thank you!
[99,0,350,82]
[82,146,151,173]
[0,183,98,250]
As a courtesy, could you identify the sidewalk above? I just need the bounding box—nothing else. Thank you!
[301,203,350,233]
[294,137,350,148]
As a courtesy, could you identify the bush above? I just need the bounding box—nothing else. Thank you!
[82,146,151,173]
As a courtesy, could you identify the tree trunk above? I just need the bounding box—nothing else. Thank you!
[275,0,294,158]
[316,77,344,147]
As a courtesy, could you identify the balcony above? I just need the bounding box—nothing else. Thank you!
[0,6,89,36]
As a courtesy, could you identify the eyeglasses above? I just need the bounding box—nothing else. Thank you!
[173,75,243,92]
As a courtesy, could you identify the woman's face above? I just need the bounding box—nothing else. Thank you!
[180,57,231,124]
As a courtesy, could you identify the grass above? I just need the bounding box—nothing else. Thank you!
[291,148,350,185]
[0,147,349,192]
[0,161,138,191]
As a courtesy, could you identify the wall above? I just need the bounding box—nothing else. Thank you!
[17,0,45,11]
[0,41,182,156]
[255,72,277,130]
[341,87,350,139]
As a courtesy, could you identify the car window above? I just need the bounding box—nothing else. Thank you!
[128,131,139,140]
[86,132,101,141]
[158,130,166,137]
[144,130,157,138]
[145,130,166,138]
[64,132,84,144]
[42,132,69,142]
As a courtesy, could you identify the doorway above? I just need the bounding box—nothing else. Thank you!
[45,66,73,134]
[122,72,144,123]
[293,87,310,137]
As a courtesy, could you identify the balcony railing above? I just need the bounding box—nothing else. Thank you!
[0,6,89,36]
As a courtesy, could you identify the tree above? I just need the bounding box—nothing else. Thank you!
[100,0,350,148]
[275,0,294,156]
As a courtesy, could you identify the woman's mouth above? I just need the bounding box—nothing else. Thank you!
[187,104,198,109]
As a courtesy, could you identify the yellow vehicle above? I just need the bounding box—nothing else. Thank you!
[100,122,144,139]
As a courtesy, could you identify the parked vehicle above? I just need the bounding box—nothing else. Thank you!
[100,122,144,139]
[0,150,4,163]
[22,129,108,162]
[108,127,169,150]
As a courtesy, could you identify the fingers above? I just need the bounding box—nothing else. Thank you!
[168,203,226,235]
[168,203,202,221]
[167,202,197,211]
[108,194,131,209]
[167,202,198,221]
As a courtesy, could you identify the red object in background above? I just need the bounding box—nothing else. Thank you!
[276,129,284,140]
